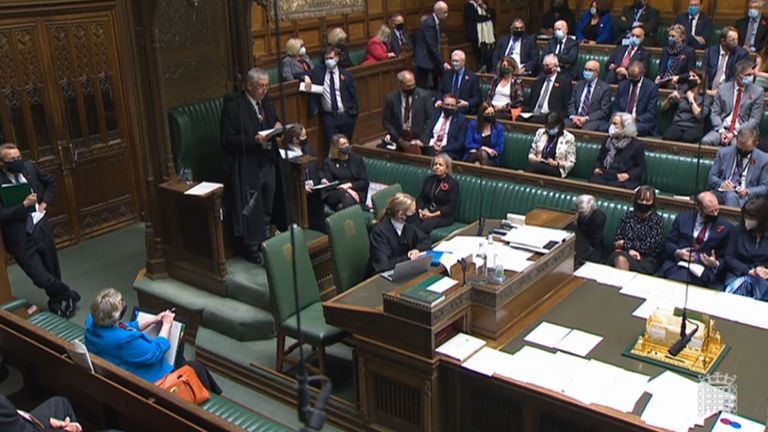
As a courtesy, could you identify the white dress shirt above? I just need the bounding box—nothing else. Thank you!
[322,69,345,113]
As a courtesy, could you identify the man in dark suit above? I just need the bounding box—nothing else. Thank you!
[437,50,482,115]
[703,60,764,146]
[541,20,579,81]
[0,143,79,318]
[612,61,659,136]
[383,70,435,154]
[566,60,612,131]
[414,1,450,90]
[615,0,660,45]
[673,0,713,49]
[492,19,540,76]
[304,47,358,145]
[736,0,768,52]
[424,94,467,161]
[388,12,409,57]
[221,68,282,264]
[702,26,748,90]
[708,128,768,207]
[657,191,733,288]
[524,54,573,124]
[605,25,650,84]
[0,394,82,432]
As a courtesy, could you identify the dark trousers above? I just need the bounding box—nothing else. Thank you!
[474,42,495,72]
[565,118,608,132]
[609,250,659,274]
[324,189,359,211]
[14,220,70,302]
[590,171,639,189]
[662,125,703,143]
[526,162,562,177]
[321,112,356,145]
[523,113,549,124]
[465,151,497,166]
[30,396,77,425]
[242,163,276,250]
[416,67,439,90]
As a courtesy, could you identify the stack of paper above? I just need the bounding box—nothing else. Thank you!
[523,321,603,357]
[461,347,515,376]
[436,332,486,362]
[502,225,572,253]
[641,371,720,431]
[184,181,223,196]
[573,262,638,288]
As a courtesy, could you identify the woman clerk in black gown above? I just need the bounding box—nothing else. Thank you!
[410,153,460,236]
[370,192,432,273]
[321,134,369,211]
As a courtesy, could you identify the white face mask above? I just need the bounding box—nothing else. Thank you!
[745,218,759,230]
[608,124,622,137]
[325,58,337,69]
[299,46,306,56]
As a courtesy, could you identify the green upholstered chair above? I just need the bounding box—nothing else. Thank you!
[371,183,402,219]
[326,206,371,293]
[262,227,346,374]
[167,96,227,183]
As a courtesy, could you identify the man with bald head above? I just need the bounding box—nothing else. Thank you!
[437,50,481,114]
[414,1,451,90]
[382,70,436,154]
[541,19,579,81]
[656,191,733,288]
[566,60,611,131]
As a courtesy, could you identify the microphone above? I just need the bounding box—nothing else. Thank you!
[668,319,700,357]
[296,374,332,432]
[476,176,486,236]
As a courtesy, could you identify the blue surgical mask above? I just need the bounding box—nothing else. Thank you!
[583,70,594,81]
[688,6,699,16]
[628,36,641,47]
[547,127,560,136]
[590,7,597,15]
[451,61,463,71]
[742,75,755,86]
[749,8,760,19]
[554,30,566,41]
[325,59,337,69]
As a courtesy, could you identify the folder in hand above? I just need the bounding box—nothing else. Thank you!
[0,183,33,206]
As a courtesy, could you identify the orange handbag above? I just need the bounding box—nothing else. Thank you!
[155,365,210,404]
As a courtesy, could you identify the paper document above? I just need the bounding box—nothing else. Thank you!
[310,181,339,191]
[553,329,603,357]
[523,321,572,348]
[462,347,512,376]
[133,309,186,366]
[503,224,571,250]
[573,262,638,288]
[436,332,486,362]
[279,148,302,159]
[518,112,533,119]
[676,260,706,278]
[425,276,458,294]
[298,82,324,94]
[257,127,284,139]
[31,210,45,226]
[66,340,95,373]
[432,236,486,254]
[184,181,223,196]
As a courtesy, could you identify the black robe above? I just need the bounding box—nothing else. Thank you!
[369,217,432,273]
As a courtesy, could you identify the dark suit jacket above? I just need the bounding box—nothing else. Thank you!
[567,79,612,124]
[0,161,55,258]
[414,15,443,70]
[708,146,768,198]
[594,137,646,182]
[525,73,573,118]
[426,112,467,161]
[492,34,539,76]
[615,5,660,44]
[702,45,749,89]
[383,88,435,144]
[439,69,482,114]
[657,212,733,287]
[0,395,58,432]
[724,224,768,283]
[416,174,459,225]
[388,29,409,56]
[369,217,432,273]
[613,77,659,136]
[575,208,606,263]
[306,65,358,117]
[605,45,650,84]
[542,37,579,81]
[674,12,713,49]
[321,154,369,205]
[736,15,768,52]
[659,45,696,81]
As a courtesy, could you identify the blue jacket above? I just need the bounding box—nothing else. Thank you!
[576,12,613,44]
[85,314,173,383]
[464,121,504,165]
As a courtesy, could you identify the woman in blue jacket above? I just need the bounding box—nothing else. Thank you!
[464,102,505,166]
[85,288,221,394]
[576,0,613,44]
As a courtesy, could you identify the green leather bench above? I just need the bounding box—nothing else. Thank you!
[363,157,678,248]
[349,47,366,66]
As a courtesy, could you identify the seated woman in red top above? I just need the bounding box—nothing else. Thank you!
[362,25,396,66]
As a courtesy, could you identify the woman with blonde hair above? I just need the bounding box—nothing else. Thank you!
[321,134,369,211]
[327,27,353,68]
[370,192,432,273]
[362,25,396,65]
[281,37,314,81]
[410,154,460,235]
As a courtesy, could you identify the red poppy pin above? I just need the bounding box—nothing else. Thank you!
[464,75,470,81]
[716,225,725,233]
[340,74,346,81]
[554,83,560,88]
[440,182,449,191]
[118,322,129,330]
[752,159,757,165]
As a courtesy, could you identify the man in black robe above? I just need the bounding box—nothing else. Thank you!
[220,68,282,264]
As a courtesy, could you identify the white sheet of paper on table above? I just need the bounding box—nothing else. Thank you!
[425,277,458,294]
[574,262,638,287]
[553,329,603,357]
[523,321,572,348]
[184,181,223,196]
[461,347,513,376]
[436,332,486,362]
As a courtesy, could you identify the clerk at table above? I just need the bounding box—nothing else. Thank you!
[370,192,432,273]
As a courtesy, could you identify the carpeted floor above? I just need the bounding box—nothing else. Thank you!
[4,223,344,431]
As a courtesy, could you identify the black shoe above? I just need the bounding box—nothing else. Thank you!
[245,252,262,265]
[56,291,81,319]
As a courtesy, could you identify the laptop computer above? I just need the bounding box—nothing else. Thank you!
[381,254,432,282]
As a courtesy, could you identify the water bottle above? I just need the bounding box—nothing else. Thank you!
[476,242,487,278]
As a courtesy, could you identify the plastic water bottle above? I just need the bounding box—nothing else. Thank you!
[476,242,487,278]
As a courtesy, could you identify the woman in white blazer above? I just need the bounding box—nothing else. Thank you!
[525,112,576,178]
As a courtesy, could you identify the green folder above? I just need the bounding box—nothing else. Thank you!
[0,183,32,206]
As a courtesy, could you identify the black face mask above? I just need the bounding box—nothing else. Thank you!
[395,24,405,31]
[483,115,496,123]
[3,159,23,174]
[633,0,643,8]
[402,87,415,96]
[442,108,456,117]
[737,148,753,158]
[299,138,309,147]
[512,30,525,38]
[634,202,652,213]
[339,146,352,155]
[118,303,128,322]
[703,213,718,223]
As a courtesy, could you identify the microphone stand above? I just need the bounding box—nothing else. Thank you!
[269,2,332,429]
[476,174,486,236]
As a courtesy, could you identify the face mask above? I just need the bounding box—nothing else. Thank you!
[633,0,643,8]
[688,6,699,16]
[629,36,641,47]
[737,147,753,158]
[608,124,622,137]
[745,218,759,230]
[442,107,456,117]
[299,46,306,56]
[3,159,23,173]
[634,202,652,213]
[395,23,405,31]
[668,36,678,47]
[742,75,755,86]
[500,66,512,76]
[703,213,718,223]
[402,87,415,96]
[118,303,128,322]
[590,7,598,15]
[339,145,352,155]
[547,127,560,136]
[325,59,337,69]
[583,70,594,81]
[451,61,463,71]
[543,66,555,76]
[554,30,566,41]
[512,30,525,38]
[749,8,760,19]
[688,78,700,88]
[629,76,641,84]
[483,115,496,123]
[441,12,448,20]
